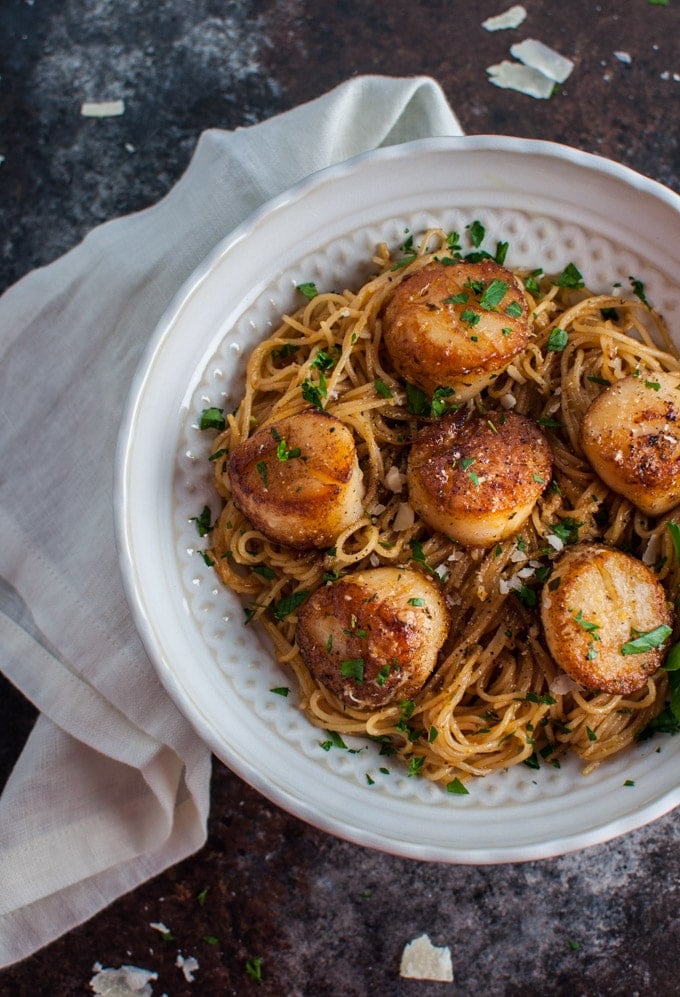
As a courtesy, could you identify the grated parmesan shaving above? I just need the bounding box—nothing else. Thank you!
[400,933,454,982]
[487,61,556,99]
[81,99,125,118]
[384,464,405,492]
[549,672,580,695]
[510,39,575,83]
[89,964,157,996]
[393,501,415,531]
[482,4,527,31]
[176,953,200,983]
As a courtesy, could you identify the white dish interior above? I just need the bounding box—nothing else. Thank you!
[116,136,680,863]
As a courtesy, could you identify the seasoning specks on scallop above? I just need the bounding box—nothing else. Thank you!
[540,543,673,695]
[407,409,553,547]
[225,410,364,549]
[296,566,450,709]
[579,370,680,517]
[383,259,530,400]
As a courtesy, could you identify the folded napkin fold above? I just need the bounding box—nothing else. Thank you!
[0,74,463,966]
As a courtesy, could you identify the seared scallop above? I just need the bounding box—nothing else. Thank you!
[407,410,553,547]
[580,370,680,516]
[226,410,364,549]
[296,566,450,708]
[540,543,673,694]
[383,259,530,399]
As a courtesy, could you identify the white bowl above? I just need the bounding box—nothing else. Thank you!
[115,136,680,863]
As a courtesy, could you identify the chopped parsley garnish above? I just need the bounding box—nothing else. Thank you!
[446,777,469,795]
[466,219,485,247]
[479,278,508,311]
[270,686,289,697]
[310,348,338,371]
[297,281,318,300]
[546,327,569,352]
[431,385,456,417]
[504,300,523,318]
[405,382,430,416]
[555,262,585,289]
[340,658,365,682]
[301,374,327,410]
[495,240,509,265]
[524,269,543,295]
[255,460,268,488]
[620,624,672,656]
[272,589,309,620]
[572,609,601,638]
[190,506,214,537]
[521,691,558,706]
[461,308,481,327]
[245,956,264,983]
[551,517,583,545]
[199,406,226,431]
[667,521,680,562]
[374,378,393,398]
[628,275,650,306]
[274,433,302,460]
[320,730,348,751]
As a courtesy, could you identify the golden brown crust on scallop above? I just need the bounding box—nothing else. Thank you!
[296,567,450,708]
[226,410,364,549]
[579,371,680,517]
[540,543,673,694]
[407,410,553,547]
[382,259,530,398]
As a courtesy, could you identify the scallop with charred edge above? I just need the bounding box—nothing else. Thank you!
[296,567,450,708]
[580,370,680,517]
[540,543,673,695]
[383,259,530,399]
[407,410,553,547]
[225,410,364,549]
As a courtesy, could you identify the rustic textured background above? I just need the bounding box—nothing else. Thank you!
[1,1,679,993]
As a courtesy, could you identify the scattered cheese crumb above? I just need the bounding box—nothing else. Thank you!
[384,464,405,493]
[81,99,125,118]
[89,964,158,996]
[549,672,580,695]
[399,933,454,982]
[149,921,171,936]
[510,39,575,83]
[176,954,200,983]
[482,4,527,30]
[614,50,632,64]
[487,61,557,99]
[393,501,415,531]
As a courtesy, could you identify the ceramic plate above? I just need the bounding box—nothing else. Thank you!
[116,136,680,863]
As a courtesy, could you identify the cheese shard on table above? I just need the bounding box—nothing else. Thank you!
[81,99,126,117]
[482,5,527,31]
[399,933,454,982]
[510,38,575,83]
[89,963,157,996]
[486,61,557,99]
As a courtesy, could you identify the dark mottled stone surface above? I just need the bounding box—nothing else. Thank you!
[1,1,679,993]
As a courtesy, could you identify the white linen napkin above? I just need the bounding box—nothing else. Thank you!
[0,74,463,966]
